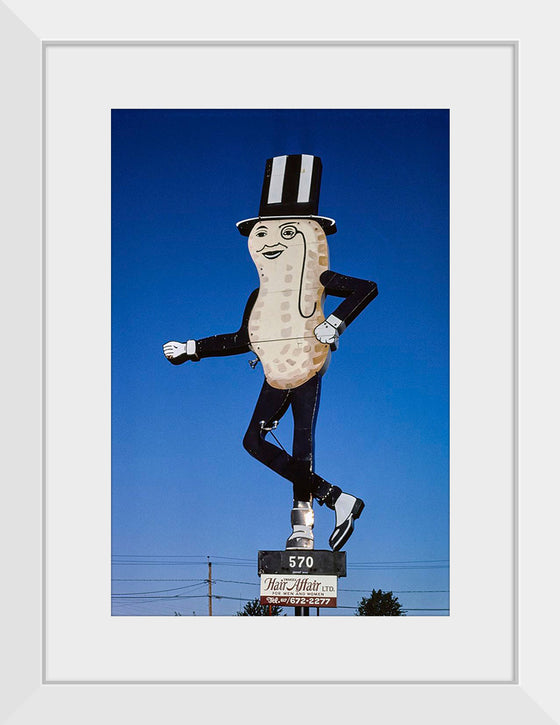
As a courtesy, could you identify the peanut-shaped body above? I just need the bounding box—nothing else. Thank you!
[247,219,331,390]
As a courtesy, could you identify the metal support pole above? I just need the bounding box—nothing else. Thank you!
[208,559,212,616]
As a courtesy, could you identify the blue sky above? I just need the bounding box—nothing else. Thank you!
[111,109,449,616]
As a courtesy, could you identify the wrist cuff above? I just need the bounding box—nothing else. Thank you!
[186,339,197,357]
[326,314,345,333]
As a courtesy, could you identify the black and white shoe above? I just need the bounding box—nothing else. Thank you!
[329,493,364,551]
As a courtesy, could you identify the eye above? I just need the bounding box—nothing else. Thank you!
[281,225,297,240]
[255,230,267,238]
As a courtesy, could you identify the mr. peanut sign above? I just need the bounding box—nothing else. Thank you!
[163,155,377,551]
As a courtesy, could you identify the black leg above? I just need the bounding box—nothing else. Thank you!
[243,381,294,480]
[243,377,340,505]
[290,375,321,501]
[291,376,340,505]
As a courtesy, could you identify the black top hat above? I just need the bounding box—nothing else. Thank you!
[236,154,337,236]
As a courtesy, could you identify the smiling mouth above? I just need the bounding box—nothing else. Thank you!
[257,243,287,259]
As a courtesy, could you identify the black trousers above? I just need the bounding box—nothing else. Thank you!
[243,375,337,504]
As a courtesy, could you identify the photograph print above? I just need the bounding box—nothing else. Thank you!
[111,109,449,617]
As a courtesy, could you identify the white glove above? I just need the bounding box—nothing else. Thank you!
[314,320,340,350]
[163,339,198,364]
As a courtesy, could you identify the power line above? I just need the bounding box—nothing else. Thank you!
[111,590,448,607]
[112,561,448,570]
[112,582,207,596]
[110,553,450,615]
[112,594,209,601]
[209,578,450,595]
[112,554,448,565]
[337,605,449,612]
[111,560,257,567]
[341,588,449,594]
[352,559,449,565]
[112,554,254,562]
[111,577,450,595]
[112,578,204,582]
[348,565,448,570]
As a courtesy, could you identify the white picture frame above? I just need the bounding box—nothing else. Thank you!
[1,1,558,722]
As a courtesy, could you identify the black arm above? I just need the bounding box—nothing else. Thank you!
[320,270,378,332]
[194,288,259,359]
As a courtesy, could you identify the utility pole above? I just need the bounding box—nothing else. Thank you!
[208,558,213,616]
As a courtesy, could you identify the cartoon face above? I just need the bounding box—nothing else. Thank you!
[248,220,302,261]
[248,219,328,281]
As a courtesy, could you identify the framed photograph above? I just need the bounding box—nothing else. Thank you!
[2,1,557,722]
